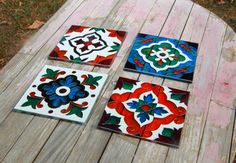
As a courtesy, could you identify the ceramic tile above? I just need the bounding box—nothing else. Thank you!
[98,77,189,147]
[49,25,126,67]
[14,65,107,123]
[124,33,198,82]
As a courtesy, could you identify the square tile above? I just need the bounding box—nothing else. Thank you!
[98,77,189,147]
[15,65,108,123]
[124,33,198,82]
[49,25,127,67]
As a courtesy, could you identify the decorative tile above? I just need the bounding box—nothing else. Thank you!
[14,65,107,123]
[98,77,189,147]
[124,33,198,82]
[49,25,126,67]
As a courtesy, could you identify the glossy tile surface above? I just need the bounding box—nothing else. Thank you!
[15,65,107,123]
[124,33,198,82]
[49,25,126,67]
[98,77,189,147]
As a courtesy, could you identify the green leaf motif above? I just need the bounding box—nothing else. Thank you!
[162,128,174,138]
[93,28,105,33]
[122,82,133,90]
[72,57,82,63]
[104,116,121,125]
[42,68,59,79]
[67,106,88,118]
[59,36,68,45]
[85,75,102,87]
[171,94,184,101]
[109,42,120,52]
[21,96,41,109]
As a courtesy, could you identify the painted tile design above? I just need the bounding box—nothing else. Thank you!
[15,65,107,123]
[124,33,198,82]
[49,25,126,67]
[98,77,189,147]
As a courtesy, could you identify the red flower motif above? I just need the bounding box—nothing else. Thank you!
[107,82,186,138]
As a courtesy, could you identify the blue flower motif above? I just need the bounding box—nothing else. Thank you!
[143,94,155,103]
[126,93,168,123]
[127,101,139,109]
[38,75,89,108]
[137,112,150,123]
[153,107,168,116]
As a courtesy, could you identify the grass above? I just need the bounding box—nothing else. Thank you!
[0,0,236,69]
[194,0,236,31]
[0,0,66,69]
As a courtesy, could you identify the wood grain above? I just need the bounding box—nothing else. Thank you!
[0,0,235,162]
[230,118,236,163]
[0,0,102,124]
[101,0,194,162]
[67,0,158,162]
[211,26,236,109]
[0,0,85,94]
[0,0,116,161]
[197,101,235,163]
[165,13,227,163]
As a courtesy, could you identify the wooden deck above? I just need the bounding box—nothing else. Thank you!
[0,0,236,162]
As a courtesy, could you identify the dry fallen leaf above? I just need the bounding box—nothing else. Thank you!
[0,21,8,25]
[27,20,45,30]
[217,0,226,5]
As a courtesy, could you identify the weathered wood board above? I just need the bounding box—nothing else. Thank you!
[0,0,235,162]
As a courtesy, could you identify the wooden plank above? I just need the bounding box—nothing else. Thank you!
[34,1,135,162]
[0,112,33,161]
[197,102,235,163]
[35,0,140,161]
[0,54,32,93]
[54,99,109,163]
[0,2,98,156]
[2,117,58,163]
[66,0,158,162]
[134,0,203,162]
[230,118,236,163]
[160,0,193,39]
[165,13,227,163]
[180,3,210,43]
[101,0,194,162]
[0,0,102,124]
[100,134,139,163]
[211,26,236,109]
[2,0,119,161]
[0,0,99,96]
[0,0,115,159]
[18,0,85,55]
[0,0,85,93]
[131,0,177,162]
[33,121,84,163]
[0,1,234,163]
